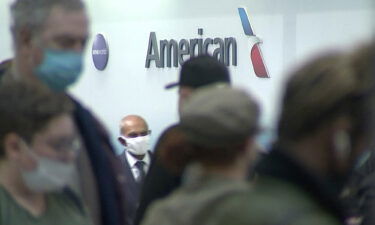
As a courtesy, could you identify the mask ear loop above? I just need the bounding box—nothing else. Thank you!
[118,136,127,144]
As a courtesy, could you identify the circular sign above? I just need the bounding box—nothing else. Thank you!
[92,34,109,71]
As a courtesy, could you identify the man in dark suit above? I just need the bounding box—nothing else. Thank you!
[118,115,152,225]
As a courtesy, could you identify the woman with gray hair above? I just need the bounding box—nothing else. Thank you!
[140,86,260,225]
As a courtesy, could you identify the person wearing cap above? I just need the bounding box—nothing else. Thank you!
[165,54,231,114]
[212,49,375,225]
[164,54,231,111]
[140,86,260,225]
[134,55,232,225]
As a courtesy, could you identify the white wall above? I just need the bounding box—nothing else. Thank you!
[0,0,374,153]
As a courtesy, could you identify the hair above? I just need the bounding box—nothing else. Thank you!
[0,81,74,157]
[158,124,249,174]
[277,44,375,146]
[10,0,85,40]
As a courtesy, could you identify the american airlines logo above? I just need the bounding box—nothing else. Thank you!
[238,7,269,78]
[145,7,269,78]
[145,29,237,68]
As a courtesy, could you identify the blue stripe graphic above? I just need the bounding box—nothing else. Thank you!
[238,7,254,36]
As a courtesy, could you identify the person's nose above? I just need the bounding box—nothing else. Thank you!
[71,40,86,52]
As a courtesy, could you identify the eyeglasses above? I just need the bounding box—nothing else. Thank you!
[125,130,152,138]
[47,138,81,153]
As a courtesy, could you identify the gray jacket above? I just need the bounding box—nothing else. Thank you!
[140,164,250,225]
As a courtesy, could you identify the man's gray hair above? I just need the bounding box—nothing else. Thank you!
[10,0,85,39]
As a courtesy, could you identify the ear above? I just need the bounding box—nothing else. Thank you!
[244,137,258,162]
[17,27,33,48]
[118,136,127,146]
[329,116,352,148]
[3,133,25,161]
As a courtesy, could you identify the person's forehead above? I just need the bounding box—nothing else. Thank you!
[41,5,89,40]
[121,118,148,134]
[33,115,76,141]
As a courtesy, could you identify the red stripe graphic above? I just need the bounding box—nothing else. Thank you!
[251,44,269,78]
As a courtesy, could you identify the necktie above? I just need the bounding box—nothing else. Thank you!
[135,161,146,183]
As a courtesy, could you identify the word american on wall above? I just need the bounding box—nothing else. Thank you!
[145,28,237,68]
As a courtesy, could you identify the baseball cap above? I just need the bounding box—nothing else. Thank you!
[180,85,260,147]
[165,55,231,89]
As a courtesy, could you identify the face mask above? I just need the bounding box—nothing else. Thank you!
[34,48,83,91]
[21,149,75,192]
[122,135,150,156]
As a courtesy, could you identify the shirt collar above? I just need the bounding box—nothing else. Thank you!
[125,150,150,167]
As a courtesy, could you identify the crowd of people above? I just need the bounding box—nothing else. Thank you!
[0,0,375,225]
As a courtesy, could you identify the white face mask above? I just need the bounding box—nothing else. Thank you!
[21,150,75,192]
[122,135,150,156]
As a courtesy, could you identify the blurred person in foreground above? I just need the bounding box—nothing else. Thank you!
[140,86,260,225]
[134,55,231,225]
[212,51,375,225]
[339,42,375,225]
[1,1,126,224]
[0,81,93,225]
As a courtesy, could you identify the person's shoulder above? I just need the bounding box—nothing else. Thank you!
[68,96,110,135]
[225,177,340,225]
[47,190,94,225]
[211,190,340,225]
[139,194,179,225]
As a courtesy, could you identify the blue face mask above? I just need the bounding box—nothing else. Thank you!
[34,49,83,91]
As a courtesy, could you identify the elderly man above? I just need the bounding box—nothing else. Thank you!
[1,1,126,225]
[118,115,152,225]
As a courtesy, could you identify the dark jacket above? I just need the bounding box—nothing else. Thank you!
[134,125,182,225]
[213,147,347,225]
[71,98,126,225]
[119,151,152,225]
